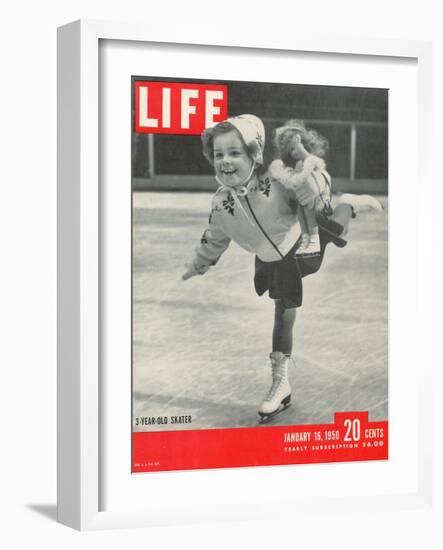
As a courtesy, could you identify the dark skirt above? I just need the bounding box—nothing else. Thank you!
[254,217,345,309]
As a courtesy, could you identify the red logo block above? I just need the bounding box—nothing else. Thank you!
[134,81,228,135]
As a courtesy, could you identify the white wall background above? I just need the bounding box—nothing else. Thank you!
[1,1,441,548]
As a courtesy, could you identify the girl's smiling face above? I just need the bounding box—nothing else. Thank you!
[213,130,254,187]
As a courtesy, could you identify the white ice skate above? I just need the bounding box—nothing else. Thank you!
[258,352,292,422]
[338,193,383,213]
[295,233,320,257]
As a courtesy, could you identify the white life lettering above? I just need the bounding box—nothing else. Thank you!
[162,87,171,128]
[181,89,199,129]
[138,86,158,128]
[205,90,224,127]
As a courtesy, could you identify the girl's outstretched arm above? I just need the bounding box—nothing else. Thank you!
[182,221,231,280]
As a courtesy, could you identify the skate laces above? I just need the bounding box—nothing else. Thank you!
[266,376,283,401]
[266,362,287,401]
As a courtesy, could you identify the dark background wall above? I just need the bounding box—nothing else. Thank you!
[132,77,388,193]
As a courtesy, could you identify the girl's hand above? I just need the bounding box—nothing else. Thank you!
[182,261,210,280]
[182,263,199,280]
[295,183,317,209]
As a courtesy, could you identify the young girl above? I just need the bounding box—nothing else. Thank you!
[182,114,381,421]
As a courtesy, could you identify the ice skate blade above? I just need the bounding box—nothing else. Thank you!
[258,403,291,423]
[258,397,292,424]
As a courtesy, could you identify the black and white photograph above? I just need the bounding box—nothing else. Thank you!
[3,0,439,542]
[131,75,388,463]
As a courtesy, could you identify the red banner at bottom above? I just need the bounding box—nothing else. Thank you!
[132,412,388,473]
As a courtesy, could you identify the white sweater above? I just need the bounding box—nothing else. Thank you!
[191,172,302,273]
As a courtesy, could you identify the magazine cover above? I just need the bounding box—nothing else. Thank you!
[131,76,388,473]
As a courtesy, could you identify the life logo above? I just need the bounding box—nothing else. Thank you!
[134,81,228,135]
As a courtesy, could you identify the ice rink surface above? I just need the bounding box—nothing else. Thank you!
[132,191,388,430]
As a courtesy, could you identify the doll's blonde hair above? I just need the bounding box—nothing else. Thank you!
[273,119,329,168]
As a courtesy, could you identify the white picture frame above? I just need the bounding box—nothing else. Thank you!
[57,19,436,532]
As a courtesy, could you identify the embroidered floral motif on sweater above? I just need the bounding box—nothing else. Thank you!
[222,192,235,216]
[250,177,271,197]
[259,177,271,197]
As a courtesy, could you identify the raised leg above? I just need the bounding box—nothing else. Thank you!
[331,203,353,237]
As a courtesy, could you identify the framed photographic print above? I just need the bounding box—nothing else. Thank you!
[57,19,436,532]
[130,74,388,473]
